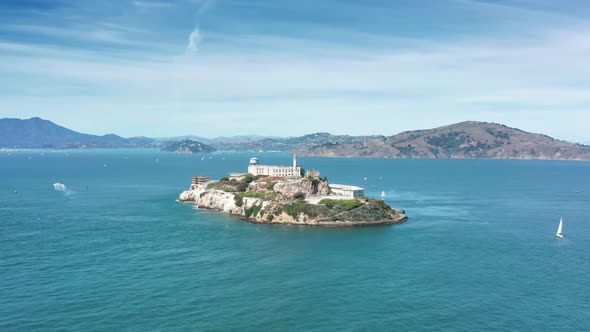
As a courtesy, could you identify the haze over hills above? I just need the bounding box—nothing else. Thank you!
[210,133,385,151]
[1,117,590,160]
[0,117,158,149]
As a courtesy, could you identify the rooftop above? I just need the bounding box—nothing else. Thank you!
[329,184,364,191]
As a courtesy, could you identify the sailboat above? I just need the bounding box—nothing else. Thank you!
[556,217,564,238]
[381,191,385,200]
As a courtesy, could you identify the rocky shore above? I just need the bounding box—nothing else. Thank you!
[179,176,408,227]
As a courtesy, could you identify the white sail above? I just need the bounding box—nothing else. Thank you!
[381,191,385,199]
[556,217,563,237]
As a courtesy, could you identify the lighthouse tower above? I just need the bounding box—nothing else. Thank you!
[293,154,297,169]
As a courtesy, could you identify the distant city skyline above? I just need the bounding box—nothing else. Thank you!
[1,0,590,143]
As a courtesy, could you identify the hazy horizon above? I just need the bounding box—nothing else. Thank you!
[4,116,590,146]
[1,1,590,142]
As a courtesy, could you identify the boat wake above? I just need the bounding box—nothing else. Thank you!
[53,183,75,196]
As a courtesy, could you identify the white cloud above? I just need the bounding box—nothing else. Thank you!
[185,27,201,55]
[2,16,590,141]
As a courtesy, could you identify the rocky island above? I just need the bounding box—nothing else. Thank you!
[179,156,408,226]
[161,139,216,153]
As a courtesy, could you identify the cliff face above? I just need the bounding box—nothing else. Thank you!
[272,178,331,197]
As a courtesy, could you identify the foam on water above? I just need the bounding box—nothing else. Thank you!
[53,182,75,195]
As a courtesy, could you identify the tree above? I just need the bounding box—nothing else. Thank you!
[293,192,305,200]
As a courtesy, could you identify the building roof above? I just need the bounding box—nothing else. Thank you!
[250,165,300,169]
[329,184,364,191]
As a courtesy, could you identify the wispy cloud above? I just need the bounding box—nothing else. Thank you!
[196,0,215,15]
[133,0,174,9]
[1,0,590,141]
[0,23,158,49]
[184,26,201,55]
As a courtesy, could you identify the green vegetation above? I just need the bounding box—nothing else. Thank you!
[234,196,243,207]
[205,174,257,193]
[244,174,255,183]
[161,139,216,153]
[234,191,276,202]
[267,214,274,222]
[293,192,306,200]
[266,181,276,190]
[236,182,248,192]
[426,132,466,150]
[245,204,262,218]
[283,201,327,219]
[319,199,363,211]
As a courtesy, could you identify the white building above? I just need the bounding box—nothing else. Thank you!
[329,184,365,198]
[247,155,302,178]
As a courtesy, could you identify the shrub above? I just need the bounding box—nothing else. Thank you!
[244,174,255,184]
[293,192,306,200]
[234,196,243,207]
[281,201,326,219]
[236,182,249,192]
[245,204,262,218]
[220,176,229,182]
[319,199,363,211]
[266,182,276,191]
[267,215,274,222]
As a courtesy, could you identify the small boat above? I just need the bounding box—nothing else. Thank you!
[556,217,564,238]
[381,191,385,199]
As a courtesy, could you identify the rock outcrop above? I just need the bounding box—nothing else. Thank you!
[270,178,331,197]
[179,180,408,227]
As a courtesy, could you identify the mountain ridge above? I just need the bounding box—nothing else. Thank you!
[1,117,589,160]
[298,121,590,160]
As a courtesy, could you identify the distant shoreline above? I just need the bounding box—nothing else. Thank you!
[3,148,590,162]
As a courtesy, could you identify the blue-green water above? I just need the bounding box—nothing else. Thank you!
[1,150,589,331]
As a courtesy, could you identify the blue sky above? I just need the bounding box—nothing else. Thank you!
[1,0,590,141]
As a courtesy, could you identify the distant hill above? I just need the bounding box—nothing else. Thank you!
[209,132,384,151]
[2,117,589,160]
[156,135,281,144]
[0,117,158,149]
[299,121,590,160]
[161,139,216,153]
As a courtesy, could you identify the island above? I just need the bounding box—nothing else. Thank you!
[179,155,408,226]
[161,139,216,153]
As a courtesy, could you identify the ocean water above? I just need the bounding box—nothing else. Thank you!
[1,150,589,331]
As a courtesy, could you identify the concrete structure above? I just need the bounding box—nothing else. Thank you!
[192,176,210,185]
[248,155,302,178]
[329,184,365,198]
[306,169,321,179]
